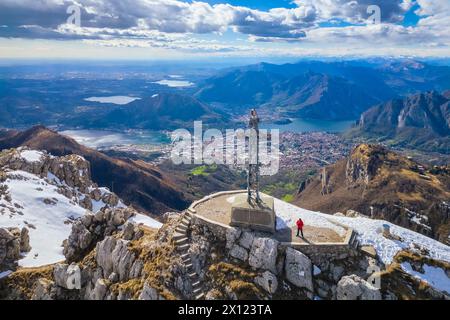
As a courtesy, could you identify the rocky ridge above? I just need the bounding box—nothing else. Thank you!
[3,207,448,300]
[296,144,450,243]
[0,147,152,272]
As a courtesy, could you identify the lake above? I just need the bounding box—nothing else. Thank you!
[60,129,169,149]
[153,79,194,88]
[84,96,141,105]
[262,118,356,133]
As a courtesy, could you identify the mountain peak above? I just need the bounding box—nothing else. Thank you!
[353,91,450,153]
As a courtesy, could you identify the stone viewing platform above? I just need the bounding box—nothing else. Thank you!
[188,190,356,247]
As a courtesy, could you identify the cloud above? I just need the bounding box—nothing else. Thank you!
[0,0,448,56]
[292,0,411,24]
[0,0,314,40]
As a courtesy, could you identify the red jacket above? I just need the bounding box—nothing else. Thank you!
[296,219,304,229]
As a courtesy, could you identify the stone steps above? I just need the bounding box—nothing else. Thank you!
[175,237,189,246]
[182,257,191,264]
[188,272,197,279]
[175,211,204,300]
[181,253,190,260]
[173,232,186,241]
[175,225,188,233]
[195,293,205,300]
[192,287,202,295]
[177,243,190,252]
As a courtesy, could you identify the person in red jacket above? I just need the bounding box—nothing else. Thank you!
[296,218,304,238]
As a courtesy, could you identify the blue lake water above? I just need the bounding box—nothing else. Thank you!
[60,129,169,149]
[152,79,194,88]
[84,96,141,105]
[262,118,356,133]
[60,118,354,150]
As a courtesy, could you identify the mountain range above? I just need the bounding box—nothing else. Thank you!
[295,144,450,244]
[78,92,227,130]
[1,59,449,130]
[195,60,450,121]
[0,126,191,215]
[348,91,450,153]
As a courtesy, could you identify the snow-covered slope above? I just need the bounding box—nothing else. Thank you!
[274,198,450,265]
[1,170,85,267]
[0,148,162,268]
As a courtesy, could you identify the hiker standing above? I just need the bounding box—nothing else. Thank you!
[296,218,304,238]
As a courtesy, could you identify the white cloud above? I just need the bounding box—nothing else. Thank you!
[0,0,448,57]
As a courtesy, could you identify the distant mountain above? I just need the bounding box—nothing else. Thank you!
[82,92,226,130]
[295,144,450,243]
[0,126,191,215]
[349,91,450,154]
[196,60,450,121]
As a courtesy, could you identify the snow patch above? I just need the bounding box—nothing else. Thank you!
[0,170,86,267]
[313,265,321,276]
[0,270,13,279]
[19,150,44,163]
[129,213,162,229]
[401,262,450,294]
[274,198,347,236]
[273,197,450,265]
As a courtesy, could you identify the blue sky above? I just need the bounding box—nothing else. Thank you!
[0,0,448,60]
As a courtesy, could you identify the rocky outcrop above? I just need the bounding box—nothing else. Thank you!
[284,247,313,293]
[0,147,123,213]
[31,278,55,300]
[336,274,381,300]
[63,207,136,263]
[248,237,278,274]
[0,148,91,192]
[0,227,31,270]
[254,271,278,294]
[295,144,450,243]
[139,282,163,300]
[53,263,81,290]
[345,145,383,185]
[95,236,140,282]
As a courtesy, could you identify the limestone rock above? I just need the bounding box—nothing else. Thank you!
[226,227,241,249]
[80,195,93,211]
[31,278,55,300]
[139,282,159,300]
[63,220,94,262]
[95,236,136,281]
[53,263,81,290]
[64,208,137,262]
[284,247,313,292]
[90,188,102,202]
[122,222,135,240]
[238,231,254,249]
[20,227,31,252]
[229,244,248,262]
[91,278,109,300]
[336,275,381,300]
[0,227,21,266]
[254,271,278,294]
[102,193,119,207]
[248,237,278,273]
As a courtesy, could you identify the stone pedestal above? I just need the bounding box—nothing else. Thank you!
[230,194,276,233]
